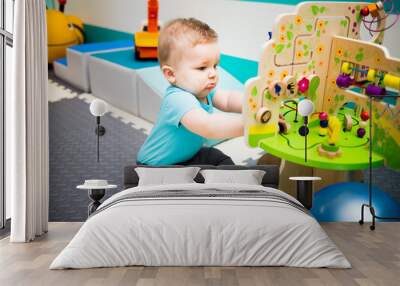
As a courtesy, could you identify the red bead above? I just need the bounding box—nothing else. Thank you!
[319,112,328,121]
[297,77,309,93]
[360,7,369,17]
[360,111,369,121]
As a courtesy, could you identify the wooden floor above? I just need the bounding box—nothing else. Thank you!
[0,222,399,286]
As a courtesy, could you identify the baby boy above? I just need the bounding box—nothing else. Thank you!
[137,18,244,166]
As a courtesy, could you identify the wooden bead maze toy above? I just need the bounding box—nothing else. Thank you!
[243,1,400,172]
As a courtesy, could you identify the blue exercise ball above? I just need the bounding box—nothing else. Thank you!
[311,182,400,222]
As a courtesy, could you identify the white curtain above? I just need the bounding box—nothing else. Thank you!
[8,0,49,242]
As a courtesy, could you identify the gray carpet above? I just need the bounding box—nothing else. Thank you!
[49,96,147,222]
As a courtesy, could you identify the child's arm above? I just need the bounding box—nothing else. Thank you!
[181,108,243,139]
[212,90,243,113]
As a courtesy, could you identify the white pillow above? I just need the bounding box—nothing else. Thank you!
[135,167,200,186]
[200,169,266,185]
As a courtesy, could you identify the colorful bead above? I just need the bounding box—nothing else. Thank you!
[320,120,328,128]
[336,74,354,88]
[357,128,366,138]
[297,77,309,93]
[367,3,380,18]
[365,84,385,96]
[383,74,400,90]
[360,7,369,17]
[319,112,328,121]
[367,69,376,82]
[360,111,369,121]
[268,81,285,98]
[319,127,328,136]
[341,62,352,75]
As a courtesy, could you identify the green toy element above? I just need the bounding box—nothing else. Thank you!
[307,60,316,71]
[287,31,294,41]
[275,44,285,54]
[264,89,272,100]
[321,142,339,152]
[355,5,362,23]
[355,48,364,62]
[308,76,320,101]
[311,5,326,16]
[253,104,384,170]
[251,86,258,97]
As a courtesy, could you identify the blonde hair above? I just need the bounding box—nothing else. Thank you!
[158,18,218,66]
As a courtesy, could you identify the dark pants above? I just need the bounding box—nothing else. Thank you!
[137,147,234,166]
[179,147,234,166]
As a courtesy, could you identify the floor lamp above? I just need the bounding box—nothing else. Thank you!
[359,94,400,230]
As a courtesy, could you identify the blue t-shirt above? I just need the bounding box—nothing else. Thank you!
[137,85,216,165]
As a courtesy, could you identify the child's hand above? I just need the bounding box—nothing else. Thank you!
[181,108,243,139]
[213,90,243,113]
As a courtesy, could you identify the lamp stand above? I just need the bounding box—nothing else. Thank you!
[304,116,308,162]
[359,94,400,230]
[95,116,106,136]
[95,116,106,162]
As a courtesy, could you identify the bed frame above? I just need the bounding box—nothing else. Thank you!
[124,165,280,189]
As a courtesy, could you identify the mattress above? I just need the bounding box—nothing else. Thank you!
[50,183,351,269]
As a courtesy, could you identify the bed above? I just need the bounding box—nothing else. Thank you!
[50,165,350,269]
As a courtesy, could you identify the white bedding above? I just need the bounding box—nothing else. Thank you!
[50,183,351,269]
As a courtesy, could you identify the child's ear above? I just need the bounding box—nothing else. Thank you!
[161,65,176,84]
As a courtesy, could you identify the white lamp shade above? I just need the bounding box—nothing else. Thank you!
[298,99,314,116]
[90,99,108,117]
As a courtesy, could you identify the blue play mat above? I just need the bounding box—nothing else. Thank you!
[70,40,134,53]
[54,40,135,67]
[92,49,159,69]
[311,182,400,222]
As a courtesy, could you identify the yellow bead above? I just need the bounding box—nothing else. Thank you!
[383,74,400,89]
[319,127,328,136]
[367,69,376,82]
[327,116,341,145]
[341,62,352,75]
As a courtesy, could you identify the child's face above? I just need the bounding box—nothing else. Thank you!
[170,41,220,100]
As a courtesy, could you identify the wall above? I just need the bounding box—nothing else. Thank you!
[66,0,400,60]
[67,0,293,61]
